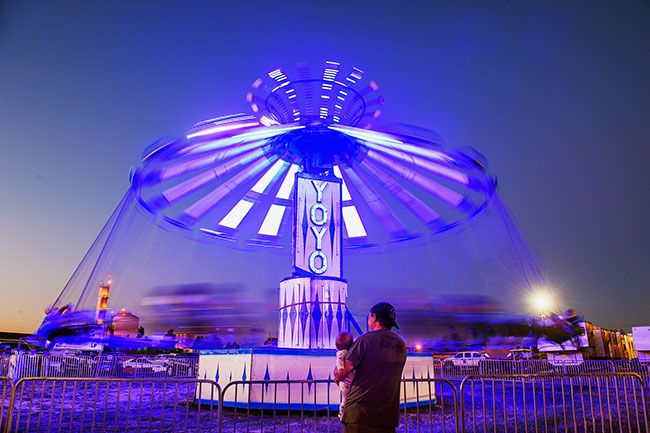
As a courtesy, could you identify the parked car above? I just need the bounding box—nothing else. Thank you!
[444,351,489,367]
[122,357,168,375]
[149,355,197,377]
[168,358,196,376]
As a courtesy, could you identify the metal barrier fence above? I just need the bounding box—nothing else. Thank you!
[0,373,647,432]
[220,379,340,433]
[4,377,220,433]
[478,359,617,376]
[219,378,460,433]
[460,373,649,433]
[5,354,647,384]
[400,378,459,433]
[1,352,198,380]
[436,358,650,385]
[0,378,11,433]
[612,360,650,388]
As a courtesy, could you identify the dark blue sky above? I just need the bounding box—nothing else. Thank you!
[1,1,649,332]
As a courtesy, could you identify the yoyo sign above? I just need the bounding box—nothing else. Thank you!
[293,173,342,278]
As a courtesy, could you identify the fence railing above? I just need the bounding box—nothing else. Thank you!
[218,377,460,433]
[5,354,647,384]
[220,379,341,433]
[0,372,647,433]
[400,378,459,433]
[0,377,11,432]
[460,373,649,433]
[435,358,650,384]
[3,377,220,433]
[612,360,650,386]
[0,352,198,380]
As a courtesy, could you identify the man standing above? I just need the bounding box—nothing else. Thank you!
[334,302,407,433]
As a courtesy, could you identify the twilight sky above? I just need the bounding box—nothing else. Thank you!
[0,1,649,333]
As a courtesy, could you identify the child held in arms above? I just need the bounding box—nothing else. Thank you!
[335,331,355,420]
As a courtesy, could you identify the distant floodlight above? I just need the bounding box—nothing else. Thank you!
[530,290,553,316]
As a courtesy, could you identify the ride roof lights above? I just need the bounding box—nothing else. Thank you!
[131,61,496,250]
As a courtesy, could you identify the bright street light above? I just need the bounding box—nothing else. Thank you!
[530,290,553,318]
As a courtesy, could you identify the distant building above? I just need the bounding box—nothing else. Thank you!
[632,327,648,362]
[111,309,140,337]
[95,277,111,325]
[538,318,638,363]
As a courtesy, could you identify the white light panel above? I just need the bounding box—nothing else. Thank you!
[342,205,367,238]
[218,199,254,229]
[258,204,286,236]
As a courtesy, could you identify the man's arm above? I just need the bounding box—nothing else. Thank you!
[334,359,354,383]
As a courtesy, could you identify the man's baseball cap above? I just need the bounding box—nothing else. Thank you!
[370,302,399,329]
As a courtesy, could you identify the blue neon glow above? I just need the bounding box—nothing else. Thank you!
[130,61,494,248]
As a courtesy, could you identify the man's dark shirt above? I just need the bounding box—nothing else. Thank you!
[342,329,407,428]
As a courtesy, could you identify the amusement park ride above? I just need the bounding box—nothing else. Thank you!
[36,61,554,407]
[131,61,499,405]
[128,61,496,353]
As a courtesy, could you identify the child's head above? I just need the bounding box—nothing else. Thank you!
[336,331,354,351]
